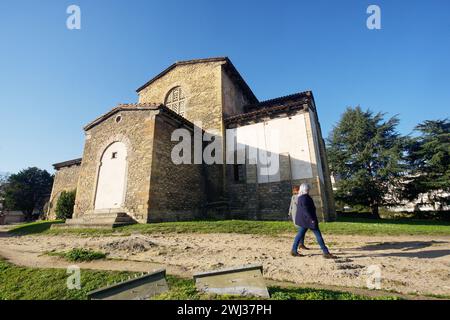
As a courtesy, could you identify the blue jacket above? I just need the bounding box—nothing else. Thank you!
[295,194,318,229]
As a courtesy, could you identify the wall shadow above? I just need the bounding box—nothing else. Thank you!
[336,216,450,227]
[359,241,448,252]
[372,249,450,259]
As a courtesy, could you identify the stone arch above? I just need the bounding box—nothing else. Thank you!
[95,134,133,164]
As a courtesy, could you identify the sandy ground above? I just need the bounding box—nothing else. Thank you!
[0,231,449,297]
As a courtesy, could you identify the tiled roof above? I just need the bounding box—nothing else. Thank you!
[136,57,258,104]
[225,91,313,125]
[83,103,195,131]
[83,103,162,131]
[53,158,82,170]
[246,91,312,111]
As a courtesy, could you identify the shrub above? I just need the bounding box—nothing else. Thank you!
[64,248,106,262]
[55,190,76,220]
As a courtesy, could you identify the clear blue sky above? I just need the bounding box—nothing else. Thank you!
[1,0,449,174]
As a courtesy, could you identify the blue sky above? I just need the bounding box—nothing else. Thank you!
[0,0,449,174]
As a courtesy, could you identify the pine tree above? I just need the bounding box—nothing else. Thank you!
[327,107,406,218]
[403,119,450,209]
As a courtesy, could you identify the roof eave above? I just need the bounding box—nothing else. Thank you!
[135,57,259,104]
[135,57,229,93]
[225,91,314,127]
[53,158,82,170]
[83,103,163,131]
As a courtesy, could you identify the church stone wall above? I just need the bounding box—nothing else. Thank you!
[47,164,80,219]
[138,62,223,132]
[221,68,252,118]
[138,62,225,205]
[74,109,157,223]
[227,176,324,221]
[51,58,335,225]
[147,114,205,222]
[225,108,335,222]
[308,108,337,220]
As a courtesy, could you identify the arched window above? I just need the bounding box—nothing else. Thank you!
[165,86,186,117]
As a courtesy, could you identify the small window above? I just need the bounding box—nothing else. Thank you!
[111,152,118,159]
[115,115,122,123]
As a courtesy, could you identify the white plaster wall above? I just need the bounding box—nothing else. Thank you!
[231,114,313,184]
[94,142,128,209]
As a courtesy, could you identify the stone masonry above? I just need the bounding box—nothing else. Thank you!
[49,57,336,225]
[47,159,81,219]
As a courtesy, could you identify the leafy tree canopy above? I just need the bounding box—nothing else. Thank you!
[403,119,450,208]
[3,167,53,220]
[327,107,406,217]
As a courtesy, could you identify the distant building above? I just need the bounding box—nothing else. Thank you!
[330,173,341,192]
[331,173,449,212]
[388,191,450,212]
[0,209,25,225]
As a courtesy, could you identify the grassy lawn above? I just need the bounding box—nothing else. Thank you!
[0,258,134,300]
[7,220,65,235]
[0,259,397,300]
[8,217,450,237]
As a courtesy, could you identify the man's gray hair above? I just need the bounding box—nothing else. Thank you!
[299,183,310,195]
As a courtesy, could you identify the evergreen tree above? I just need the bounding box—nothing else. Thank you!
[403,119,450,209]
[327,107,406,218]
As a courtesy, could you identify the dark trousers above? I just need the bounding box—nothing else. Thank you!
[292,226,330,254]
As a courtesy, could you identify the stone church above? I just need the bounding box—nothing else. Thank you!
[48,57,335,227]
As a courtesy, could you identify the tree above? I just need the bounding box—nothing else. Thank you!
[403,119,450,209]
[0,174,9,214]
[55,190,76,220]
[327,107,406,218]
[3,167,53,220]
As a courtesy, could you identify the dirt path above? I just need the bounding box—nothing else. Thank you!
[0,232,449,297]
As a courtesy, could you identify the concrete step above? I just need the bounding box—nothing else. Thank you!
[52,212,136,229]
[115,216,135,223]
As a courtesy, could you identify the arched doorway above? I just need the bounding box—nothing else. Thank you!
[94,141,128,210]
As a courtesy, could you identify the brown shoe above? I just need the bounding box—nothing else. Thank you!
[299,244,310,250]
[323,253,337,259]
[291,251,302,257]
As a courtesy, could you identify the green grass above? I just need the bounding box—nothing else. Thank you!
[152,276,399,300]
[0,259,399,300]
[7,220,65,235]
[47,248,107,262]
[268,287,399,300]
[8,217,450,237]
[0,258,136,300]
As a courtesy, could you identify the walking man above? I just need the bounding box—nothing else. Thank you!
[291,183,336,259]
